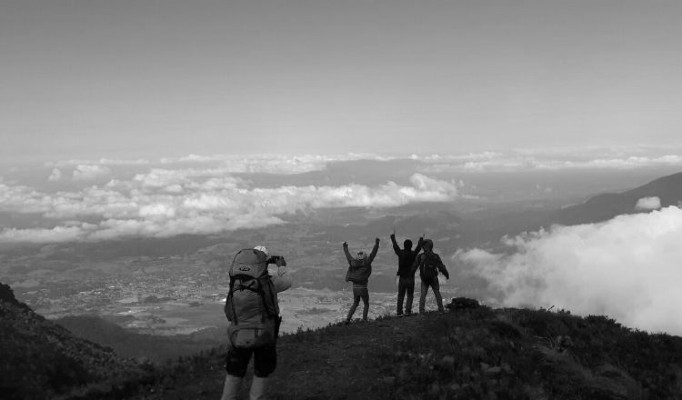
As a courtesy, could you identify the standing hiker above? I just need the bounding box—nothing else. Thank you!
[411,239,449,313]
[221,246,292,400]
[390,230,424,316]
[343,238,380,324]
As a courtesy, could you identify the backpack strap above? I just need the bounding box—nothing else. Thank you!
[227,277,239,324]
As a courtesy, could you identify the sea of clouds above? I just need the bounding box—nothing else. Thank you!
[457,205,682,336]
[0,154,460,243]
[3,148,682,244]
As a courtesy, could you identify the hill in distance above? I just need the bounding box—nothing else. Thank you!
[554,171,682,226]
[473,170,682,238]
[54,314,224,362]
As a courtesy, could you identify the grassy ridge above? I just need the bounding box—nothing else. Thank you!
[124,305,682,400]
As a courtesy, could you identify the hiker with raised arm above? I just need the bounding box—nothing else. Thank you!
[411,239,449,313]
[390,229,424,316]
[220,245,292,400]
[343,238,380,324]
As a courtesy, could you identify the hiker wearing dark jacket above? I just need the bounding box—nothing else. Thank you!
[390,231,424,316]
[411,239,449,313]
[343,238,380,324]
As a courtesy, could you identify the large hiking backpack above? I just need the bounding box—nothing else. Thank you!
[224,249,281,349]
[419,252,440,282]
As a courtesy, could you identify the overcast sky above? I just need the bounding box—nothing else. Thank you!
[2,0,682,162]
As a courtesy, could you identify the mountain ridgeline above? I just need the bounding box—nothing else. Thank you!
[553,171,682,226]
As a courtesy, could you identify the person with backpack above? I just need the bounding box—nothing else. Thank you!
[411,239,449,313]
[220,245,292,400]
[343,238,380,324]
[390,230,424,316]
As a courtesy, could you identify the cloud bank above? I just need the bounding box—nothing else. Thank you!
[414,146,682,173]
[0,165,458,243]
[457,206,682,336]
[635,196,661,211]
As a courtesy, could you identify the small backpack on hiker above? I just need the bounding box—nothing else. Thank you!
[419,252,441,282]
[224,248,282,349]
[345,256,371,284]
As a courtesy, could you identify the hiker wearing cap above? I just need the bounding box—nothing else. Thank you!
[220,246,292,400]
[390,230,424,316]
[343,238,380,324]
[411,239,449,313]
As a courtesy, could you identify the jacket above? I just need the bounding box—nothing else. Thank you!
[391,234,424,279]
[343,240,379,285]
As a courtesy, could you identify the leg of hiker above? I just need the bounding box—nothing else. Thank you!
[432,279,444,312]
[346,292,360,323]
[397,278,406,315]
[405,277,415,315]
[360,287,369,321]
[419,279,430,313]
[221,375,243,400]
[250,344,277,400]
[222,346,251,400]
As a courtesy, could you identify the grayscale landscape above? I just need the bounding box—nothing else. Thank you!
[3,1,682,399]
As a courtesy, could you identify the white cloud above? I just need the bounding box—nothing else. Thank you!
[0,167,458,243]
[457,206,682,336]
[72,164,111,181]
[635,197,661,211]
[48,168,62,181]
[47,158,151,167]
[414,146,682,173]
[0,224,94,243]
[158,153,394,174]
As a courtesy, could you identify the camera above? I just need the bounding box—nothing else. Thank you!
[267,255,286,266]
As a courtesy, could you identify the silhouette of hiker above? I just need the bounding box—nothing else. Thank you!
[343,238,380,324]
[411,239,449,313]
[390,229,424,316]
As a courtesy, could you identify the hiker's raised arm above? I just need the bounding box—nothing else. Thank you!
[390,233,400,255]
[410,253,422,275]
[274,265,293,292]
[368,238,380,262]
[343,241,353,263]
[414,236,425,254]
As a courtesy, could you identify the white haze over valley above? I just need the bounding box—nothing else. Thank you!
[3,148,682,336]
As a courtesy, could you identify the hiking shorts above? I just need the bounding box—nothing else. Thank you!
[225,344,277,378]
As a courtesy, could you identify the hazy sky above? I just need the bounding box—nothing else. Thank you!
[2,0,682,162]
